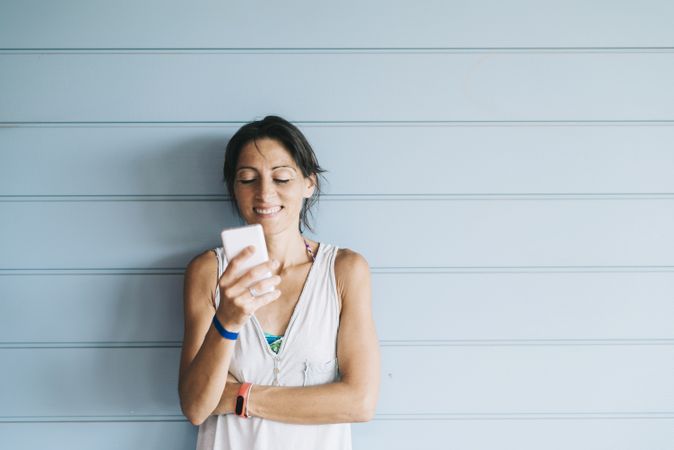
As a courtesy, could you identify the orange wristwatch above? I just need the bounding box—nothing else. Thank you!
[235,382,253,418]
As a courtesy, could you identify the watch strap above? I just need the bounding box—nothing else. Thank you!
[235,382,253,418]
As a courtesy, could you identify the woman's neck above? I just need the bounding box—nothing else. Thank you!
[264,229,313,272]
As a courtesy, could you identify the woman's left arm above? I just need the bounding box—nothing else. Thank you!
[214,249,381,424]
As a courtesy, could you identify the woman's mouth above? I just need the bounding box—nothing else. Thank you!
[253,206,283,217]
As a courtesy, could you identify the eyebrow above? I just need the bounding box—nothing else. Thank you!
[236,165,297,172]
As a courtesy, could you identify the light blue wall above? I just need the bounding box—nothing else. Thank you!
[2,1,674,448]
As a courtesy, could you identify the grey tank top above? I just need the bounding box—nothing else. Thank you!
[196,242,352,450]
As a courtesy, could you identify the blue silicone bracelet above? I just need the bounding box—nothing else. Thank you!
[212,315,239,340]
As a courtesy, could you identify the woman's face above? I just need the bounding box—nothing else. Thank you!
[233,138,316,236]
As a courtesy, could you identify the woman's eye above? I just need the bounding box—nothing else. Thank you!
[237,179,289,184]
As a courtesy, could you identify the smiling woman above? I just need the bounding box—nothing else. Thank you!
[229,137,319,236]
[223,117,327,235]
[177,116,381,450]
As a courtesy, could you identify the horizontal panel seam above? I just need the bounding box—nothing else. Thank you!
[3,266,674,275]
[2,194,674,202]
[0,415,186,423]
[4,120,674,127]
[2,47,674,54]
[3,339,674,348]
[2,411,674,423]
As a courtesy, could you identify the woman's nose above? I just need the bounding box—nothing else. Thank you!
[255,177,277,200]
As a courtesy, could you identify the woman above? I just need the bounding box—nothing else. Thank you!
[178,115,380,450]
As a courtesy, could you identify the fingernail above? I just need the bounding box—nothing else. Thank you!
[272,259,280,268]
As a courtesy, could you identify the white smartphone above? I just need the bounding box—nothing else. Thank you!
[220,224,274,293]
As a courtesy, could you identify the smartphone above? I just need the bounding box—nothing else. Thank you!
[220,224,274,293]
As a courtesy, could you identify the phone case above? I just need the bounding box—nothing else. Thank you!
[220,224,273,292]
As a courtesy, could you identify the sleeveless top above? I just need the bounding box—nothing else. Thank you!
[195,242,352,450]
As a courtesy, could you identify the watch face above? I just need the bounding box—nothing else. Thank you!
[236,396,244,415]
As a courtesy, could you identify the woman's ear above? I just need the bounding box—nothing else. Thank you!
[303,174,317,198]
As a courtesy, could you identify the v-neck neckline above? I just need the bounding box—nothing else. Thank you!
[251,241,323,359]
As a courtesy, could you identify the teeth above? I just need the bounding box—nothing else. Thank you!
[254,206,281,214]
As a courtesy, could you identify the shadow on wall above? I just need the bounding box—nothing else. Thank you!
[99,134,242,418]
[11,133,243,421]
[131,133,229,196]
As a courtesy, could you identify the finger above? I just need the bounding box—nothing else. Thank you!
[237,259,281,290]
[222,269,280,303]
[218,245,256,286]
[240,275,281,300]
[249,288,282,309]
[251,275,282,294]
[223,258,280,299]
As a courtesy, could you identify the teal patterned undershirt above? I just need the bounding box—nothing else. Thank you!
[264,332,284,354]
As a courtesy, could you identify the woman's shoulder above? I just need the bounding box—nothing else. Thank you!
[186,248,219,273]
[334,247,370,290]
[184,248,220,302]
[334,247,369,269]
[332,247,371,314]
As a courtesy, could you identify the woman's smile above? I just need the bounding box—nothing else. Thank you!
[254,205,284,218]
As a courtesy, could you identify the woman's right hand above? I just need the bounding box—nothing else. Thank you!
[215,245,282,332]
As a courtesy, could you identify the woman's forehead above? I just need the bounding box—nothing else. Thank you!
[237,139,297,170]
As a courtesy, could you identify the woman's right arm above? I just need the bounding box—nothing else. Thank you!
[178,246,281,426]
